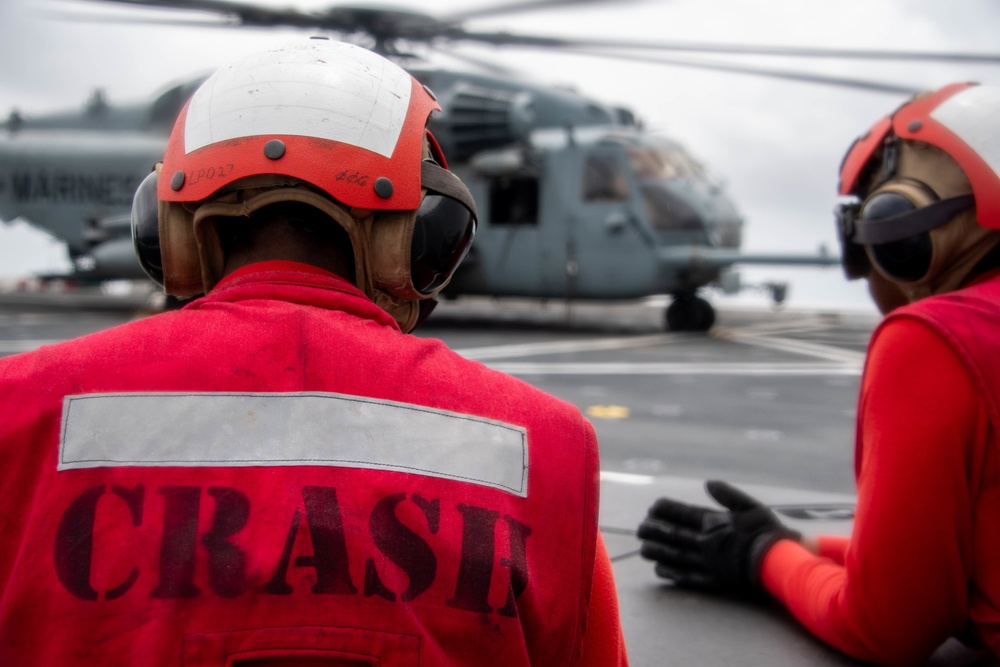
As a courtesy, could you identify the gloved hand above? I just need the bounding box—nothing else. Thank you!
[637,480,800,597]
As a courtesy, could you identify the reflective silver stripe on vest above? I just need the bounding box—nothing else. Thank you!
[59,392,529,496]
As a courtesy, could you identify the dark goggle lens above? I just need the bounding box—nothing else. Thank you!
[131,170,164,286]
[861,192,932,282]
[411,193,476,294]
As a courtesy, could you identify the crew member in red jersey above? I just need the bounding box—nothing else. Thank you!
[638,82,1000,666]
[0,39,628,666]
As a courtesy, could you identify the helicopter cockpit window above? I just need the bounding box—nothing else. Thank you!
[583,154,630,201]
[641,183,704,233]
[629,147,705,182]
[490,176,539,225]
[630,148,673,180]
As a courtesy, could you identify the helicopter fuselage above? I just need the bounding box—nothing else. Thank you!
[447,126,744,301]
[0,66,825,330]
[0,130,162,267]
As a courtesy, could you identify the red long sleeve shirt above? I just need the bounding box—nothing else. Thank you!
[762,314,1000,666]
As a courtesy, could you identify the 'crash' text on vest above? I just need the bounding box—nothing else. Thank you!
[53,484,532,618]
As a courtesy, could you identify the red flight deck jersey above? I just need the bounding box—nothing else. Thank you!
[0,262,628,666]
[761,271,1000,666]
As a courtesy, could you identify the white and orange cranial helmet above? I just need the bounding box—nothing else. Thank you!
[132,38,477,331]
[834,83,1000,300]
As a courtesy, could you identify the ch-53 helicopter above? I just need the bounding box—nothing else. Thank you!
[2,0,997,330]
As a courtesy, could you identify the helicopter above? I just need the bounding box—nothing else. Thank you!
[2,0,998,330]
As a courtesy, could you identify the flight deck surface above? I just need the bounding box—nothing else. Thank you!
[0,291,991,666]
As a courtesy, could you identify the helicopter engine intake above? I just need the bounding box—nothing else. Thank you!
[428,82,534,162]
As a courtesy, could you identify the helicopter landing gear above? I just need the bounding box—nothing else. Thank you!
[666,292,715,332]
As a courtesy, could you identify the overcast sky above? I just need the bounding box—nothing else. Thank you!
[2,0,999,308]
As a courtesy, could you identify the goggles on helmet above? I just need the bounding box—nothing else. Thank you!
[835,190,975,282]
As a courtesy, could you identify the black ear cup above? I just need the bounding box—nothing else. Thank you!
[871,232,934,282]
[857,184,975,283]
[410,193,476,295]
[131,170,164,287]
[861,190,933,282]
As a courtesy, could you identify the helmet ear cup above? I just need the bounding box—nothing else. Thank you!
[869,231,933,282]
[860,179,939,283]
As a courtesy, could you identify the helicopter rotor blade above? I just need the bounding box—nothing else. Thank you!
[443,0,644,22]
[61,0,1000,65]
[547,48,922,95]
[53,0,472,49]
[54,0,1000,72]
[427,45,523,76]
[40,7,239,28]
[55,0,357,30]
[456,31,1000,65]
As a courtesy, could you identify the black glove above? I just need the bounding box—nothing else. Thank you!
[637,480,800,597]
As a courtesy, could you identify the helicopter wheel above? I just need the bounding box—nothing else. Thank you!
[665,293,715,332]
